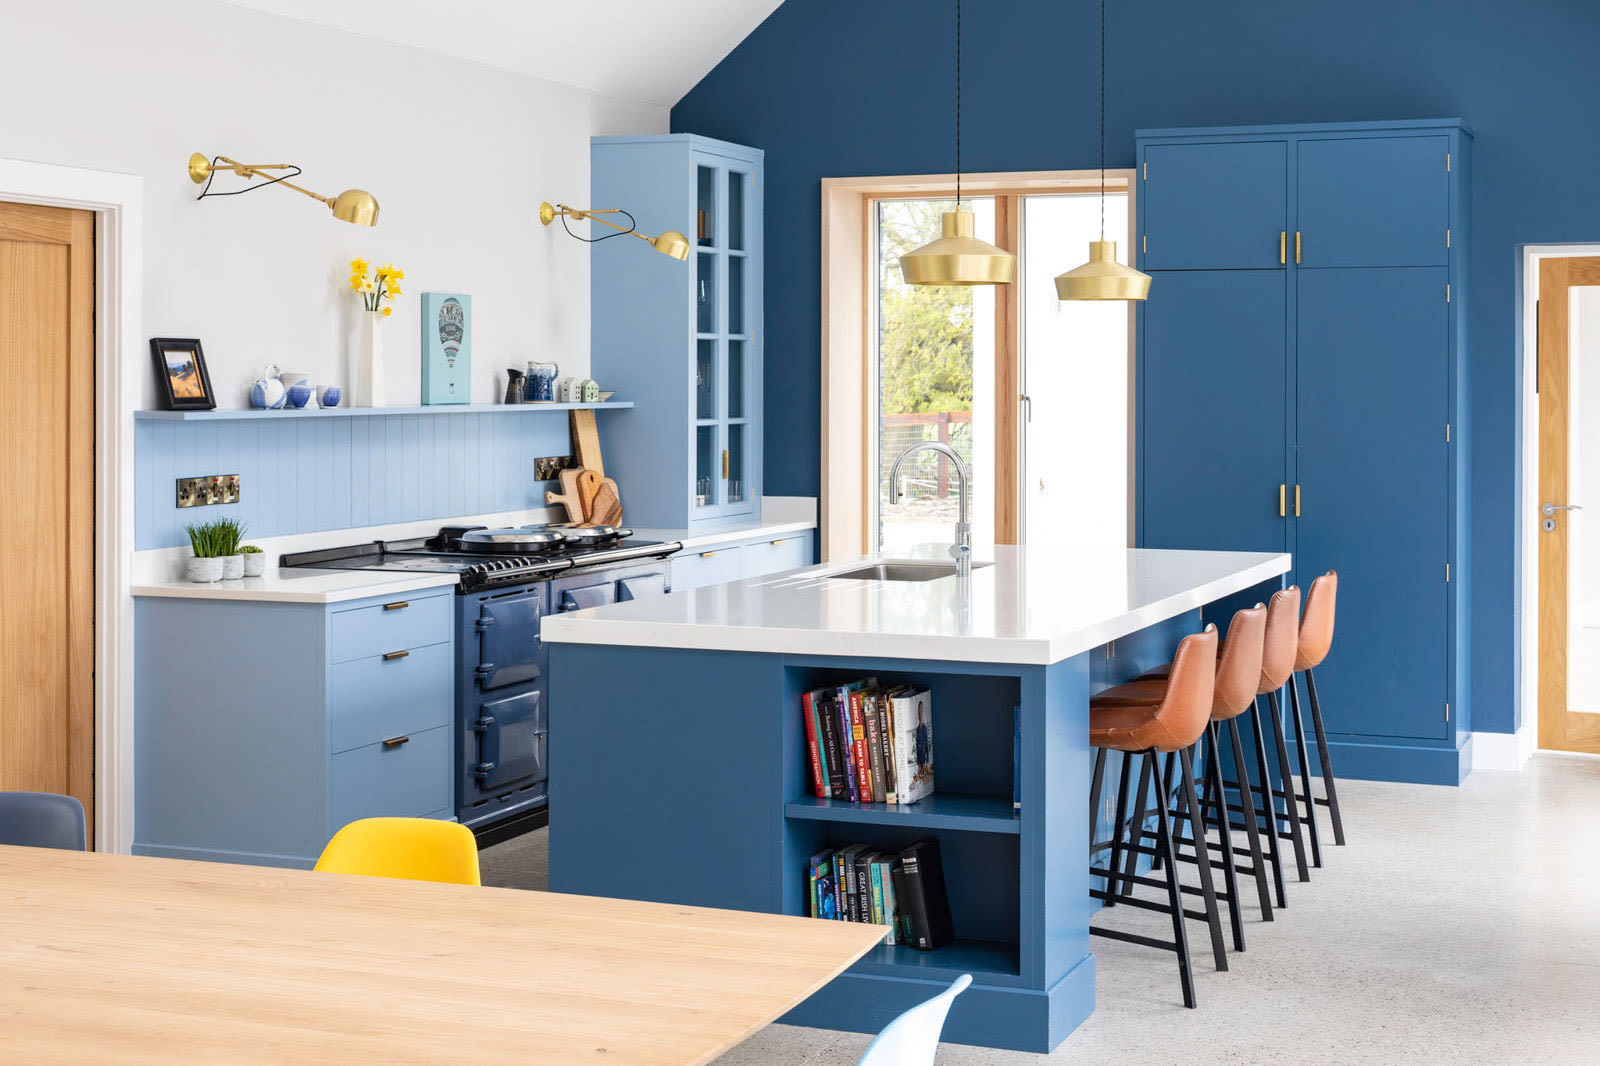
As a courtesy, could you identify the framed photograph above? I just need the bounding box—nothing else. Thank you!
[150,338,216,410]
[421,292,471,405]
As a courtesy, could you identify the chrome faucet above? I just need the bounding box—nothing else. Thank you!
[889,441,972,580]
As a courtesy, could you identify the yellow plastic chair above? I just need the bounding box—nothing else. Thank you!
[314,817,481,886]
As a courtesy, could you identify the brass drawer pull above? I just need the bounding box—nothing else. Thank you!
[699,550,717,558]
[382,650,410,662]
[771,539,787,546]
[382,735,410,749]
[1278,484,1286,518]
[1279,231,1286,265]
[383,601,409,611]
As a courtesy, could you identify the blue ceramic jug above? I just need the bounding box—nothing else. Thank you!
[525,360,560,403]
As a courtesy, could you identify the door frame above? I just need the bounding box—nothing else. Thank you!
[0,158,143,850]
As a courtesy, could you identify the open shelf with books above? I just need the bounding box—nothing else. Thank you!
[784,794,1020,834]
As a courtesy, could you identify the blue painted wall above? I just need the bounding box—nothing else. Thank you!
[672,0,1600,735]
[135,413,568,549]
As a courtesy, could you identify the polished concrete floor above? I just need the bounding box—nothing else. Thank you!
[482,755,1600,1064]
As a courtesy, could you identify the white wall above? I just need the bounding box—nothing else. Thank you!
[0,0,667,409]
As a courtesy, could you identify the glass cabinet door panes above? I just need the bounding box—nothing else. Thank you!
[727,424,746,504]
[696,340,716,421]
[728,256,745,336]
[697,252,716,335]
[727,171,746,251]
[695,426,717,508]
[727,340,745,420]
[697,165,715,247]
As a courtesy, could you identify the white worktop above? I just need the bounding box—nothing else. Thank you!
[629,496,818,551]
[541,545,1291,665]
[131,567,459,604]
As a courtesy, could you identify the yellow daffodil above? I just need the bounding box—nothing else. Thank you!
[350,258,369,276]
[382,306,392,317]
[349,274,363,291]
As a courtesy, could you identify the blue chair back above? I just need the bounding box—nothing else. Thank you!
[857,973,971,1066]
[0,791,87,850]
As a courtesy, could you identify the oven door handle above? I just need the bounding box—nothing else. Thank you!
[472,712,499,783]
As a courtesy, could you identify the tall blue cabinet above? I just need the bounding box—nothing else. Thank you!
[1135,119,1472,785]
[591,134,764,530]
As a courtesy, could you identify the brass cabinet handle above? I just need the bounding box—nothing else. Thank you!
[699,550,717,558]
[1295,484,1302,517]
[1279,231,1286,265]
[1279,484,1286,517]
[382,735,410,749]
[1295,231,1302,264]
[771,539,787,546]
[382,650,410,662]
[382,601,409,611]
[722,450,730,479]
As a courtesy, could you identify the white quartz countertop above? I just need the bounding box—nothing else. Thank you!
[540,545,1291,665]
[131,568,459,604]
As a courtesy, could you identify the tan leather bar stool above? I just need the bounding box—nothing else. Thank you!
[1291,571,1345,847]
[1096,604,1275,947]
[1087,625,1225,1008]
[1255,586,1312,883]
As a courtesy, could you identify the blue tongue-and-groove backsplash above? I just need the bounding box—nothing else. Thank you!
[135,411,571,550]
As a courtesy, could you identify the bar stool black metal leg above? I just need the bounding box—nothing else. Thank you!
[1288,676,1323,868]
[1120,749,1152,900]
[1102,751,1133,906]
[1305,669,1346,845]
[1176,747,1228,972]
[1201,725,1245,951]
[1266,691,1311,883]
[1156,752,1179,866]
[1226,717,1274,920]
[1089,746,1107,844]
[1148,751,1197,1008]
[1246,703,1289,907]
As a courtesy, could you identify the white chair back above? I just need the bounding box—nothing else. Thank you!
[856,973,971,1066]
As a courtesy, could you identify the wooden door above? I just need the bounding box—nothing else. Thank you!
[1537,256,1600,754]
[1139,269,1289,553]
[1140,140,1287,270]
[1296,266,1450,740]
[1295,135,1450,268]
[0,201,95,839]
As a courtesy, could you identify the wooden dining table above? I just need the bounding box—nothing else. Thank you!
[0,845,886,1065]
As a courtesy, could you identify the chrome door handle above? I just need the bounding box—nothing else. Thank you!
[1542,502,1583,515]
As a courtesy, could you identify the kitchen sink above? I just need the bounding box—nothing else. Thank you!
[824,560,990,582]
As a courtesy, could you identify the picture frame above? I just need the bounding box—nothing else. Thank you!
[420,292,471,405]
[150,338,217,410]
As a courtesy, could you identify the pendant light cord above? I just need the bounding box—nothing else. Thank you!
[1099,0,1106,241]
[955,0,962,208]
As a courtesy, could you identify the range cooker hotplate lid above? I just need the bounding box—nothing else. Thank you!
[456,524,568,553]
[559,525,631,546]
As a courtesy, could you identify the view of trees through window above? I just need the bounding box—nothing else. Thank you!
[874,198,994,553]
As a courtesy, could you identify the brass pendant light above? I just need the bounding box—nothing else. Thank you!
[1055,0,1151,302]
[899,0,1016,287]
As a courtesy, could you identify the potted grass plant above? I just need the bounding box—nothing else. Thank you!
[239,544,266,578]
[185,518,246,582]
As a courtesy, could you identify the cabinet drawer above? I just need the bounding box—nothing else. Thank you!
[328,642,454,754]
[672,547,742,590]
[329,724,452,833]
[329,592,452,665]
[739,534,811,578]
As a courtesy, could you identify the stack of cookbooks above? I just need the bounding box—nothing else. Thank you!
[806,839,953,951]
[801,678,934,805]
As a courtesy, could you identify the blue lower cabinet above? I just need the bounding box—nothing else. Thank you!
[673,530,814,590]
[740,534,811,577]
[134,587,457,869]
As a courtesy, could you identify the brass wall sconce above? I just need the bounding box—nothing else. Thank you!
[188,152,380,226]
[539,202,689,260]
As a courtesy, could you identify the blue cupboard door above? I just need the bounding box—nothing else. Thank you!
[1295,266,1449,740]
[1140,270,1289,553]
[1141,140,1287,270]
[1295,135,1450,268]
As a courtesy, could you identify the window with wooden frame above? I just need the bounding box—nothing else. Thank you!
[820,171,1137,561]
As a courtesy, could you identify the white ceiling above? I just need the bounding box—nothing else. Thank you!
[221,0,783,107]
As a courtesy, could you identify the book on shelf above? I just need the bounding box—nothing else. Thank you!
[890,687,935,805]
[802,689,830,799]
[834,678,877,802]
[800,678,933,807]
[804,838,949,952]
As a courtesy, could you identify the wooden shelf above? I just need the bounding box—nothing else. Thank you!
[134,401,634,422]
[852,938,1022,983]
[785,794,1020,835]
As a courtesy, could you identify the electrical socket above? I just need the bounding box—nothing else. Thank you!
[533,456,575,481]
[177,474,241,508]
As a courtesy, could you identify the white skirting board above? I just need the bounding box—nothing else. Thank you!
[1471,727,1535,771]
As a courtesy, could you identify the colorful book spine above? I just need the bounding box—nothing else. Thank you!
[868,855,886,926]
[802,689,827,799]
[849,691,873,802]
[882,689,900,804]
[891,688,935,804]
[878,855,899,945]
[836,688,859,802]
[819,697,847,800]
[864,693,887,804]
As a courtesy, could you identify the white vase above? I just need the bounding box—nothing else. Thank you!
[221,554,245,580]
[242,552,267,577]
[186,556,224,583]
[354,309,386,407]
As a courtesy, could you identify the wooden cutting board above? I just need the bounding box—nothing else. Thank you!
[575,469,603,520]
[570,410,604,477]
[544,468,587,524]
[588,478,623,527]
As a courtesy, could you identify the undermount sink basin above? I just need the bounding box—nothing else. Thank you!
[825,560,990,582]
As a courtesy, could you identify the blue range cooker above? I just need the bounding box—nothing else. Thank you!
[284,524,680,831]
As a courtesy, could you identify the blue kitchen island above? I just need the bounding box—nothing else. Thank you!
[541,546,1289,1052]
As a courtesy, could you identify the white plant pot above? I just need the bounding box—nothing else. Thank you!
[221,554,245,580]
[353,309,386,407]
[187,556,224,583]
[242,553,267,577]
